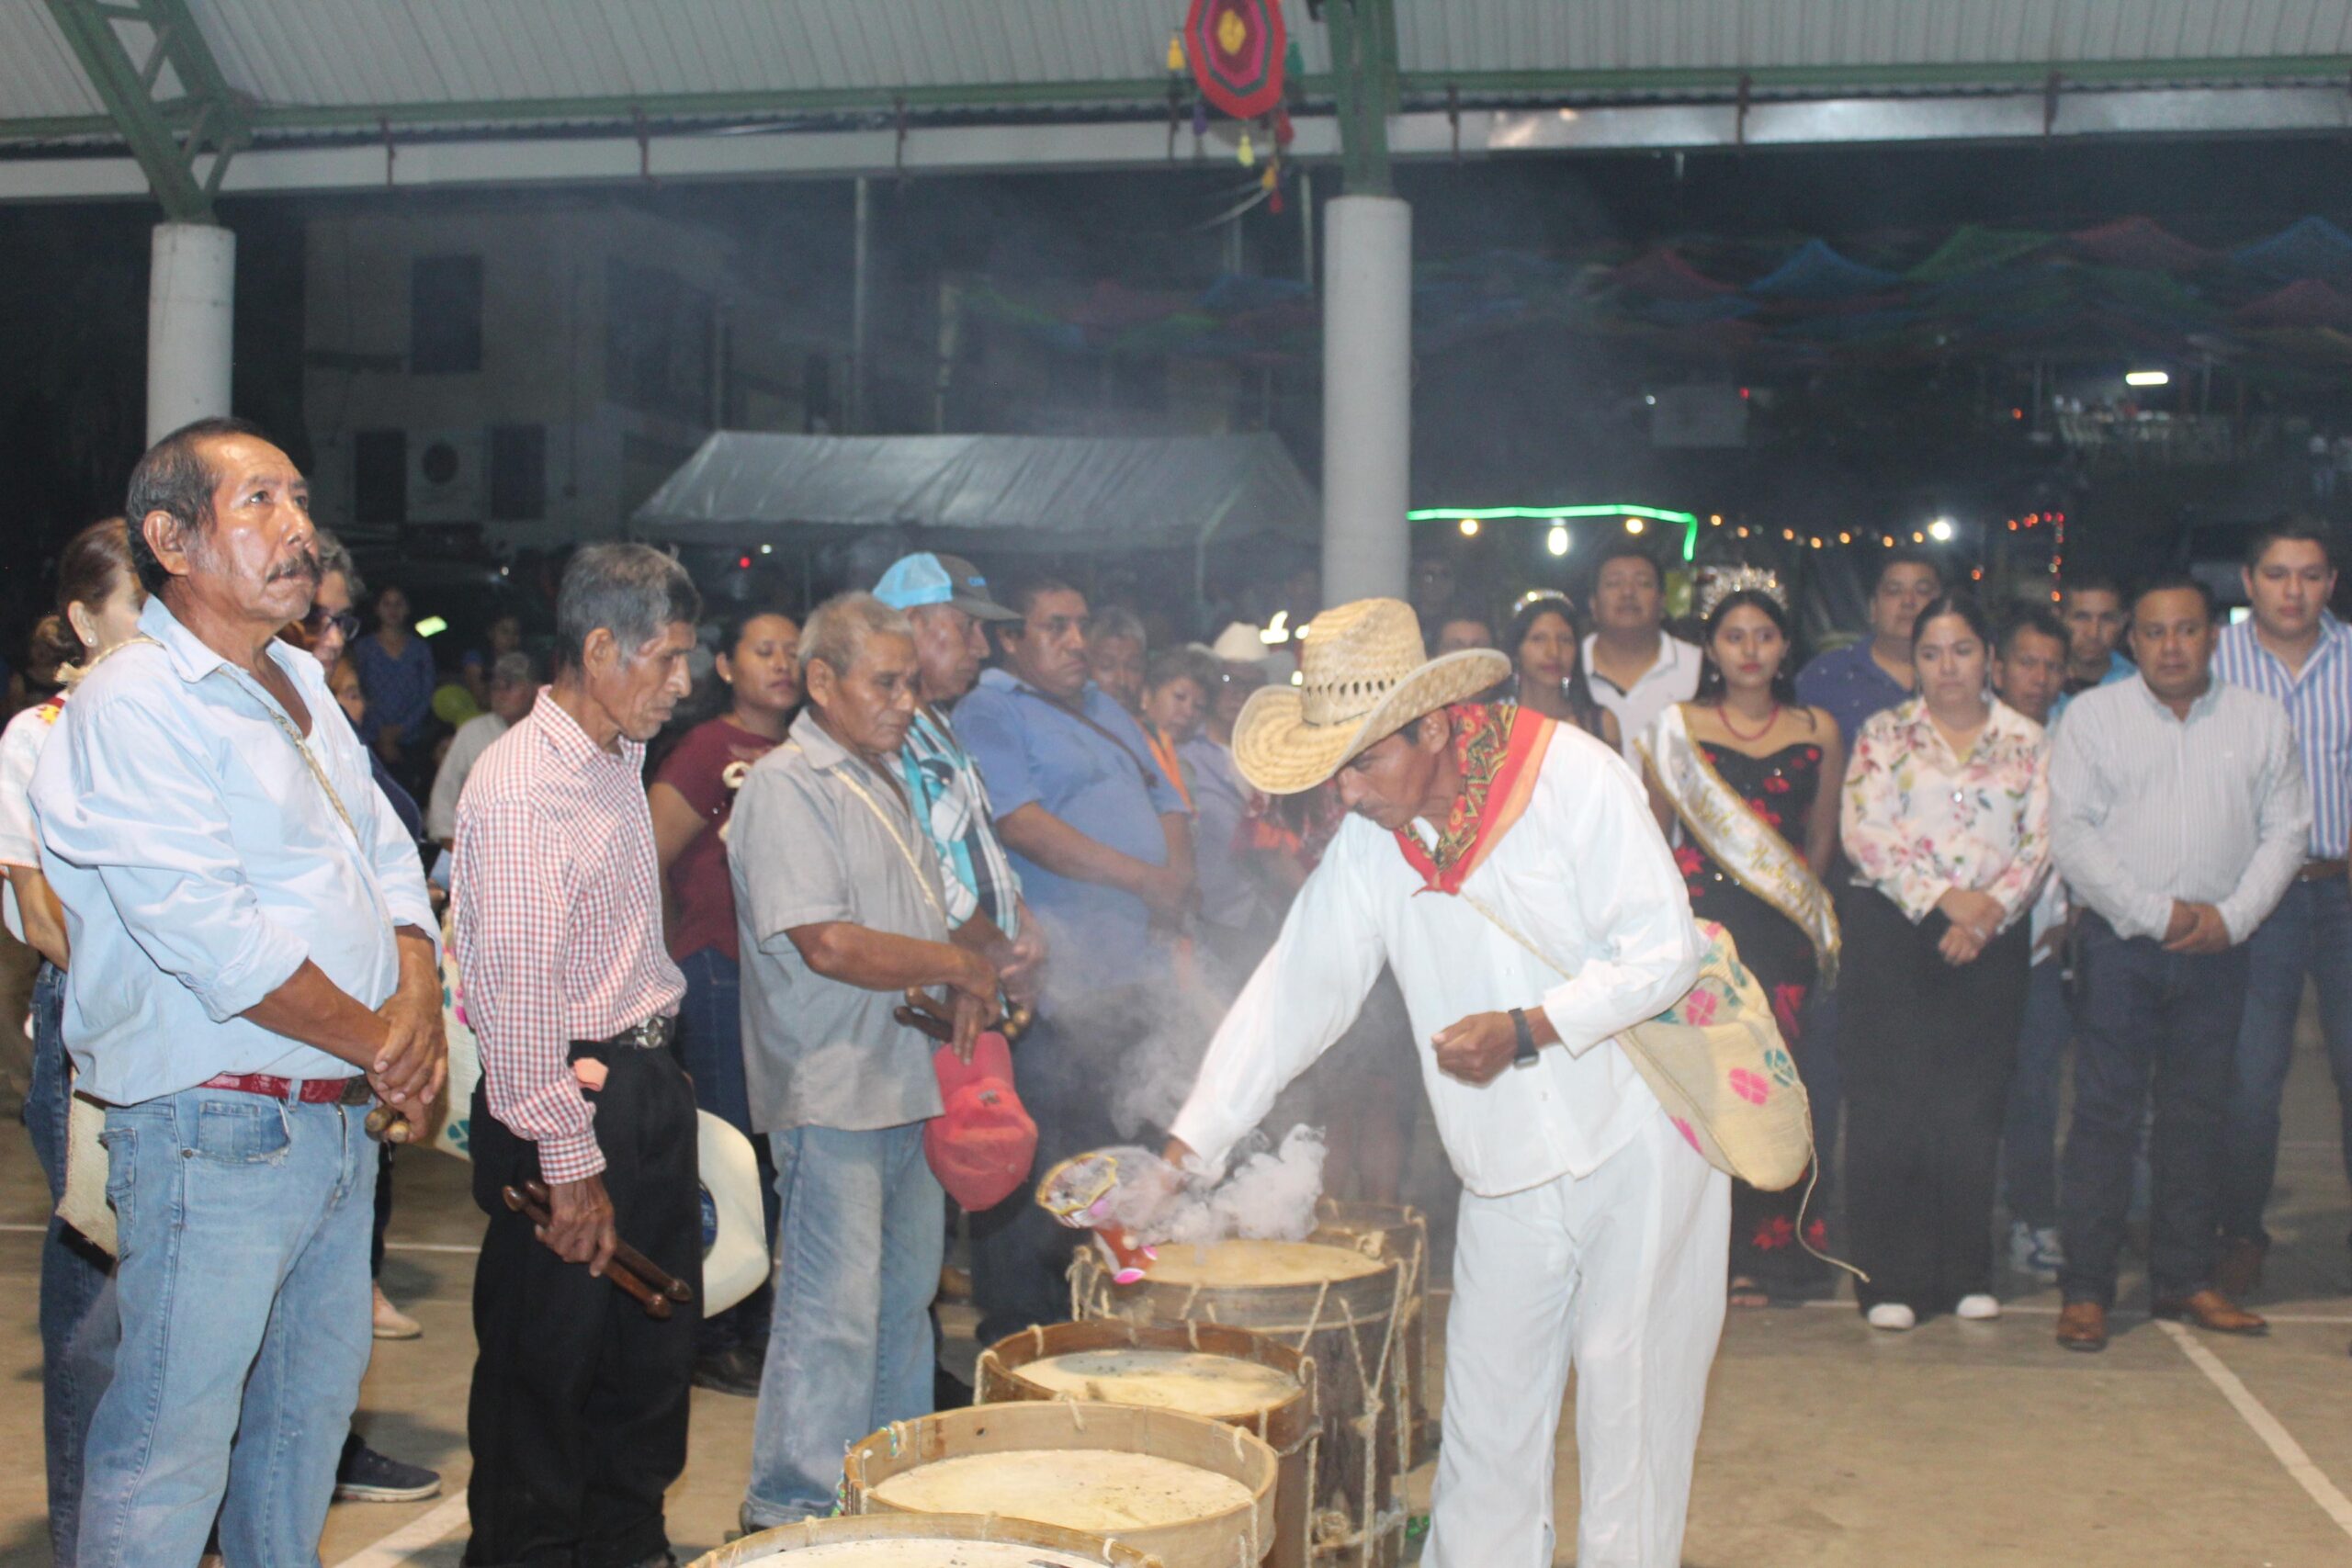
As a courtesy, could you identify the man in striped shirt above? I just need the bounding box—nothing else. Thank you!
[2048,574,2309,1352]
[2212,516,2352,1298]
[454,544,700,1568]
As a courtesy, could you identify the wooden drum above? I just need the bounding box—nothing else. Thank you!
[977,1320,1318,1568]
[1073,1241,1408,1567]
[842,1402,1279,1568]
[687,1514,1162,1567]
[1309,1200,1434,1470]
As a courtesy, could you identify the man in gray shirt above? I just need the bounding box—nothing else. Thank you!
[2048,573,2309,1352]
[729,592,1001,1529]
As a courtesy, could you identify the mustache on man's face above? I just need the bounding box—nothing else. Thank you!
[268,548,323,585]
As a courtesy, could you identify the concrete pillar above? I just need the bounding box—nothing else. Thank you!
[146,221,235,443]
[1319,195,1411,605]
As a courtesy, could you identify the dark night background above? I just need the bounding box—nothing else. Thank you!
[7,130,2352,656]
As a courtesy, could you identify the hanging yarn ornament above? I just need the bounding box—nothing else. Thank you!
[1183,0,1289,120]
[1259,160,1276,192]
[1192,98,1211,138]
[1238,131,1256,167]
[1266,158,1284,214]
[1272,105,1295,147]
[1167,32,1187,73]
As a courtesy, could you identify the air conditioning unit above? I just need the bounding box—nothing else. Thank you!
[407,428,484,523]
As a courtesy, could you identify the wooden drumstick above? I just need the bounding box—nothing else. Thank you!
[519,1179,695,1303]
[501,1185,673,1318]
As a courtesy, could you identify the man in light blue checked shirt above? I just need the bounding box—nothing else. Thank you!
[31,419,445,1565]
[2211,516,2352,1298]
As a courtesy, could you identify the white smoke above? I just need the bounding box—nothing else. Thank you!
[1159,1124,1328,1247]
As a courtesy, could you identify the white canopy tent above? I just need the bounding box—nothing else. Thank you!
[631,432,1317,595]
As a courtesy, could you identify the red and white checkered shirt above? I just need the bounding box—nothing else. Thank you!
[453,692,684,1182]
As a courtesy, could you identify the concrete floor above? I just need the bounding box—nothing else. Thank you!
[4,996,2351,1566]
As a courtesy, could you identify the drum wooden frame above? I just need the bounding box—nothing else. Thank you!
[1309,1200,1434,1471]
[842,1401,1279,1568]
[686,1513,1163,1567]
[1071,1244,1408,1568]
[977,1320,1318,1568]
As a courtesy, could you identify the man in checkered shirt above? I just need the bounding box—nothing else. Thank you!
[453,544,701,1568]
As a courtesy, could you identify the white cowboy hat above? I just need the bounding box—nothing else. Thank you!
[698,1111,769,1317]
[1230,597,1510,795]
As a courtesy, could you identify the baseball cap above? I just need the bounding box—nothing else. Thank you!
[923,1031,1038,1211]
[874,552,1021,623]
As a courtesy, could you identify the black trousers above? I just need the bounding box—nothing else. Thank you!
[1839,886,2031,1314]
[464,1040,701,1568]
[2058,914,2249,1306]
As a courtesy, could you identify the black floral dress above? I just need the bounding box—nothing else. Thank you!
[1673,739,1828,1294]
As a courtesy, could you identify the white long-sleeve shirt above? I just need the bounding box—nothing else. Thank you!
[1170,722,1702,1199]
[2050,673,2310,944]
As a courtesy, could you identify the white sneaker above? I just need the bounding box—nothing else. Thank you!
[1865,1303,1917,1331]
[1955,1293,2002,1321]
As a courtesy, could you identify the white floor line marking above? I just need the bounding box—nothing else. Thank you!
[2157,1320,2352,1541]
[330,1488,470,1568]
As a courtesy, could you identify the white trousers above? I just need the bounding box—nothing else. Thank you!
[1423,1111,1731,1568]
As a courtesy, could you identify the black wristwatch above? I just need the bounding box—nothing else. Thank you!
[1508,1007,1541,1069]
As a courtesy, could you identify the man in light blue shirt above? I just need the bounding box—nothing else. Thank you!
[2211,517,2352,1296]
[952,570,1193,1338]
[31,418,444,1564]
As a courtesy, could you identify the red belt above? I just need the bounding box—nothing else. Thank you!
[198,1072,368,1105]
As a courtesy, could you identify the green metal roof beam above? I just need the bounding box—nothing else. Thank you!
[1326,0,1396,196]
[7,52,2352,150]
[40,0,247,216]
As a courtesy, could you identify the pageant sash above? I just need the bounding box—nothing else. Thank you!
[1636,705,1841,988]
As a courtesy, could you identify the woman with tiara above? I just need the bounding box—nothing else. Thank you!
[1637,566,1843,1307]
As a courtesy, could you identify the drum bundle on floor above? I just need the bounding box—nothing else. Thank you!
[696,1202,1439,1568]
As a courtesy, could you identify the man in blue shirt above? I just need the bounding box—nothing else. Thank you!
[1794,549,1941,745]
[32,418,444,1564]
[954,570,1193,1337]
[2212,517,2352,1298]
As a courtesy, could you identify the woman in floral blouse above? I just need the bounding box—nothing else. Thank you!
[1839,592,2052,1332]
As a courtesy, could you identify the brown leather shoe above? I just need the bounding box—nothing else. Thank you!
[2214,1236,2267,1301]
[2055,1300,2109,1353]
[2152,1289,2268,1336]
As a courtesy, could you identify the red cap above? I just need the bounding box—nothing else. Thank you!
[923,1032,1038,1211]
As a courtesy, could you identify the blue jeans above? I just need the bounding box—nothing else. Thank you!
[744,1122,942,1526]
[2059,917,2248,1307]
[2000,959,2073,1229]
[674,947,779,1348]
[2221,878,2352,1245]
[78,1087,376,1568]
[24,964,118,1567]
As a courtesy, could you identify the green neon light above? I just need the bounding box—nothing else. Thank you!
[1408,504,1702,562]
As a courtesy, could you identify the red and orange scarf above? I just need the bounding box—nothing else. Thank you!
[1393,702,1553,896]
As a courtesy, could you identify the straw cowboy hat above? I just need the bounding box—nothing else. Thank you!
[1231,598,1510,795]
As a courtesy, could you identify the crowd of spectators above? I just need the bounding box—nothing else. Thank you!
[3,415,2347,1561]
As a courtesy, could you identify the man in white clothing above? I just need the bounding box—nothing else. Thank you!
[1162,597,1725,1568]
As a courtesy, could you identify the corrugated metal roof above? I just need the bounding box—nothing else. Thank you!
[0,2,108,120]
[1398,0,2352,75]
[6,0,2352,145]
